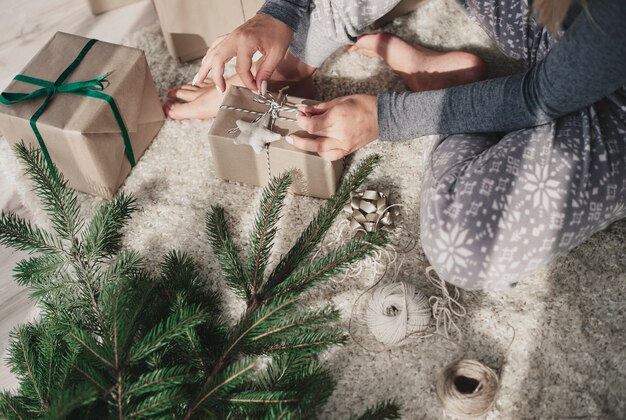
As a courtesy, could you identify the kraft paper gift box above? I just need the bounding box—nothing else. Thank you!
[0,32,165,198]
[208,86,343,199]
[153,0,266,62]
[88,0,142,15]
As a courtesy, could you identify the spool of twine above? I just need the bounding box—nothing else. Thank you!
[365,281,431,346]
[435,359,499,419]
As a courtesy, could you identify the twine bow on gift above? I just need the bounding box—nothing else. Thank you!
[343,190,398,233]
[221,87,299,152]
[0,38,135,179]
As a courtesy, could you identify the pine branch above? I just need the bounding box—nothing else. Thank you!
[43,384,98,420]
[73,363,109,394]
[0,212,62,254]
[66,327,114,369]
[353,400,401,420]
[245,173,292,294]
[7,326,47,412]
[259,331,347,355]
[250,306,340,344]
[206,206,249,299]
[0,391,27,420]
[263,154,381,293]
[129,302,208,363]
[126,388,183,418]
[186,359,257,418]
[13,143,83,244]
[265,233,386,303]
[218,390,299,405]
[13,254,65,288]
[126,366,191,397]
[80,192,136,261]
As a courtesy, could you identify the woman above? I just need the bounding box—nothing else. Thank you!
[164,0,626,291]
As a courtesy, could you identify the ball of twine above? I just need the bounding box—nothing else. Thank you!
[365,282,431,346]
[435,359,499,419]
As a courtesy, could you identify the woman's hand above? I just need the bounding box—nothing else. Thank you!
[287,95,379,160]
[193,14,293,94]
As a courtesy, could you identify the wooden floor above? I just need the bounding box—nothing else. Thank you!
[0,0,157,391]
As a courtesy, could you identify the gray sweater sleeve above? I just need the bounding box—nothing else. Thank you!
[257,0,310,31]
[378,0,626,141]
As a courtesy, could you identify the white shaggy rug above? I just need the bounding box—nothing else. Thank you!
[1,0,624,417]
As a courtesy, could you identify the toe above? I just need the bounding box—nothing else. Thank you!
[166,101,215,120]
[167,87,203,102]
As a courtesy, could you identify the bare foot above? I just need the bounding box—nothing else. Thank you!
[347,32,487,92]
[164,53,317,120]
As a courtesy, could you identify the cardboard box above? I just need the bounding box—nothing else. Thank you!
[88,0,142,15]
[0,32,165,198]
[153,0,266,62]
[209,86,343,199]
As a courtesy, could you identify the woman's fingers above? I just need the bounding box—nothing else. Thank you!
[236,49,256,92]
[296,113,334,136]
[318,148,349,161]
[255,49,284,92]
[297,98,342,115]
[286,134,346,154]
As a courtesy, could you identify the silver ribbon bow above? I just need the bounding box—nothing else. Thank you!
[343,190,396,232]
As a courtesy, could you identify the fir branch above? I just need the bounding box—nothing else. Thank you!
[260,331,347,355]
[353,400,401,420]
[218,390,299,405]
[265,233,386,303]
[74,364,109,393]
[206,206,249,299]
[129,303,208,363]
[43,384,98,420]
[126,388,183,418]
[13,254,65,288]
[263,154,381,293]
[250,306,340,344]
[0,212,62,254]
[80,192,136,261]
[186,359,257,418]
[66,327,114,369]
[216,298,296,368]
[125,366,190,397]
[13,143,83,244]
[0,391,26,420]
[8,326,47,412]
[245,173,292,294]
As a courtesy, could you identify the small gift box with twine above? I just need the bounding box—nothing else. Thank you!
[208,86,343,199]
[0,32,165,198]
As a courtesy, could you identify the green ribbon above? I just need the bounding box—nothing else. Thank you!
[0,38,136,179]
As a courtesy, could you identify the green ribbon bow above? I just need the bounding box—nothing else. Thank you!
[0,38,135,179]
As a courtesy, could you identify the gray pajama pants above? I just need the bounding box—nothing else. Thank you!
[289,0,626,291]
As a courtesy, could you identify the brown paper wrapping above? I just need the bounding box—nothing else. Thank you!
[87,0,142,15]
[153,0,266,62]
[0,32,165,198]
[208,86,343,199]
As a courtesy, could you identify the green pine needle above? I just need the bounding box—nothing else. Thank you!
[353,400,402,420]
[206,205,249,299]
[0,212,62,254]
[80,192,136,261]
[129,303,209,363]
[43,384,98,420]
[245,173,293,293]
[263,154,381,293]
[265,232,386,303]
[13,143,83,244]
